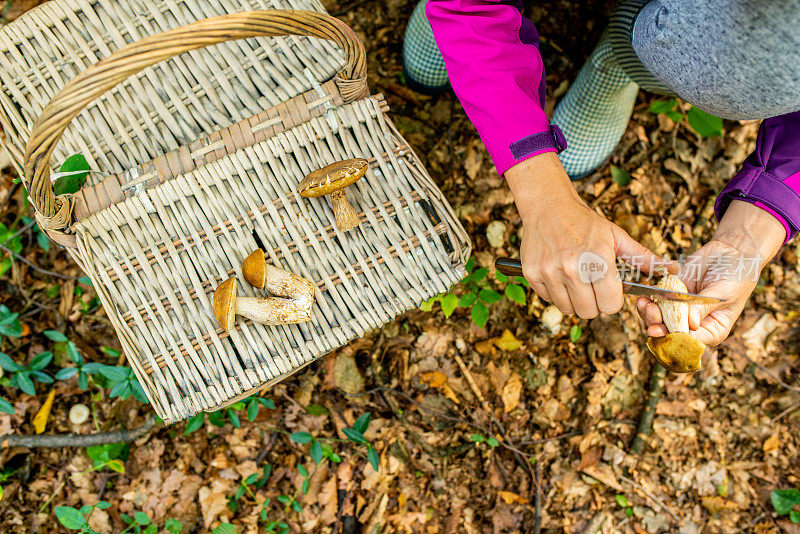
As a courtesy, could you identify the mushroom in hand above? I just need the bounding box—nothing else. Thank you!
[241,249,316,306]
[297,158,369,231]
[645,274,707,373]
[213,276,313,333]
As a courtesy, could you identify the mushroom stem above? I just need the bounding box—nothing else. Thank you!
[330,189,360,231]
[235,296,312,326]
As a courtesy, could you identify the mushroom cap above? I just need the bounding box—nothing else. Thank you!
[213,276,238,332]
[297,158,369,198]
[646,332,706,373]
[242,249,266,289]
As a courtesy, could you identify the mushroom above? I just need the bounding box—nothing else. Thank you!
[212,276,313,333]
[297,158,369,231]
[645,274,707,373]
[241,249,316,306]
[69,403,90,425]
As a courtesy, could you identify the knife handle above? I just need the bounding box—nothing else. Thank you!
[495,257,524,277]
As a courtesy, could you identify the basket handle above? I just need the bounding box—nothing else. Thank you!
[23,10,368,234]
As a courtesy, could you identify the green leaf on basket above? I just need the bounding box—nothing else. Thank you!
[610,165,631,186]
[504,284,526,305]
[687,106,723,137]
[440,294,459,318]
[771,489,800,515]
[52,154,90,196]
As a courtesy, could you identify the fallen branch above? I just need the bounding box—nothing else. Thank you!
[630,363,666,455]
[1,415,156,449]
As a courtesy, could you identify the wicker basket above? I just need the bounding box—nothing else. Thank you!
[0,0,470,423]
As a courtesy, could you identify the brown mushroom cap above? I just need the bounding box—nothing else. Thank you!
[213,277,238,332]
[646,332,705,373]
[297,158,369,198]
[242,249,266,289]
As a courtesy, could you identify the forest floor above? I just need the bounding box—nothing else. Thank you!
[1,0,799,533]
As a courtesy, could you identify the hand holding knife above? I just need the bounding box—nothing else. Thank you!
[494,257,724,304]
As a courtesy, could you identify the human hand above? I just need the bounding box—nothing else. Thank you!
[637,200,786,346]
[505,152,670,319]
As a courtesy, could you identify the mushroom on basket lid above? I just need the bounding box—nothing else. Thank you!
[298,158,369,232]
[212,276,313,333]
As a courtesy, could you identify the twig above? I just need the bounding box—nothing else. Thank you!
[534,459,542,534]
[0,242,83,280]
[620,475,680,523]
[1,415,156,449]
[630,363,666,455]
[722,343,800,394]
[453,353,492,413]
[768,399,800,425]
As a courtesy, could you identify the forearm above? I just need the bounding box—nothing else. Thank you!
[505,152,581,218]
[713,200,786,268]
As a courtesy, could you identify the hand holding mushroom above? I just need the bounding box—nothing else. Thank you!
[298,158,369,232]
[643,274,707,373]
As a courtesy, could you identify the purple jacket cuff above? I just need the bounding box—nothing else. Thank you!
[715,169,800,241]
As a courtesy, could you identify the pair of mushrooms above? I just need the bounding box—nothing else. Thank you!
[213,250,316,333]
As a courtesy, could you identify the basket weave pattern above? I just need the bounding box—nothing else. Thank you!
[1,1,470,423]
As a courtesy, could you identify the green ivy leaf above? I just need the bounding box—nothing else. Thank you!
[0,353,23,372]
[418,296,438,312]
[570,325,582,343]
[96,501,111,510]
[289,432,313,444]
[616,494,629,507]
[469,434,485,443]
[0,397,14,415]
[342,428,367,445]
[211,523,237,534]
[440,294,459,318]
[771,489,800,515]
[790,509,800,523]
[686,106,723,138]
[352,412,371,434]
[16,372,35,395]
[471,301,489,328]
[458,292,477,308]
[227,409,240,429]
[54,506,87,530]
[55,367,79,380]
[247,400,259,422]
[486,437,499,448]
[310,440,323,464]
[29,351,53,371]
[478,289,502,304]
[465,257,475,273]
[43,330,68,343]
[504,284,526,305]
[165,518,183,534]
[648,98,678,115]
[470,267,488,282]
[495,270,509,283]
[52,154,90,196]
[610,165,631,186]
[301,477,310,495]
[134,512,151,525]
[367,446,380,472]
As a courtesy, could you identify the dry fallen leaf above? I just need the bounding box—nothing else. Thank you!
[701,496,740,514]
[494,330,523,351]
[420,371,459,404]
[32,389,55,434]
[498,490,529,505]
[763,432,780,453]
[500,373,523,412]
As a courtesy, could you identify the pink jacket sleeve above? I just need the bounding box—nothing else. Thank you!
[426,0,565,176]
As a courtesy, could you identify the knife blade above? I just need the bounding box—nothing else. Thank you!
[494,257,725,304]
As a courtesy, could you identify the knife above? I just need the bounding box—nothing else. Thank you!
[494,257,725,304]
